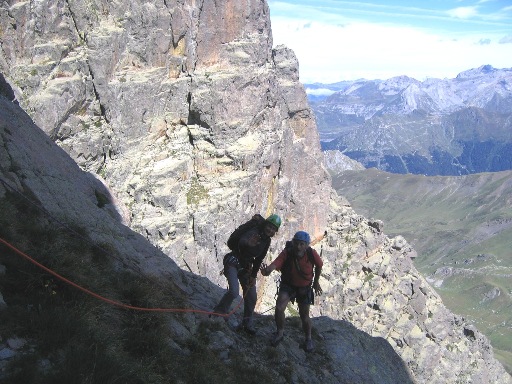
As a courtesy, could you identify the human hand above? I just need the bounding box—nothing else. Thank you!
[313,282,323,295]
[260,263,269,276]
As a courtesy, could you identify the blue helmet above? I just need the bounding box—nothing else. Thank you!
[293,231,311,244]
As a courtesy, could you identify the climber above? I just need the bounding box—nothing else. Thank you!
[213,214,282,335]
[260,230,323,352]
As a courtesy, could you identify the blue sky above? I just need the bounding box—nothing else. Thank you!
[268,0,512,84]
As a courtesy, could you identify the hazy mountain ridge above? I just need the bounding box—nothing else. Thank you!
[329,167,512,372]
[309,65,512,175]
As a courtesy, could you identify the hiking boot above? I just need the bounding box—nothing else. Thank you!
[271,332,284,347]
[305,338,314,352]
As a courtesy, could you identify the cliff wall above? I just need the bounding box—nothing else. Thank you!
[0,0,330,285]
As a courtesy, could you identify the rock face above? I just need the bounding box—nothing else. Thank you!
[311,66,512,175]
[328,167,512,372]
[0,0,331,286]
[314,200,507,383]
[0,1,510,382]
[323,150,365,172]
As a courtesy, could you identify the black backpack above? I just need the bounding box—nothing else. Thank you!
[227,214,265,252]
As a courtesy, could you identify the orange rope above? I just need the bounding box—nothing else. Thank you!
[0,236,243,317]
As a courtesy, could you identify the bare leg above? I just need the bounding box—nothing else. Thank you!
[274,290,290,338]
[298,303,312,340]
[299,302,315,351]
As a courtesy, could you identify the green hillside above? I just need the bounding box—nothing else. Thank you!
[331,168,512,373]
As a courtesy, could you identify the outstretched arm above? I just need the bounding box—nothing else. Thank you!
[260,263,277,276]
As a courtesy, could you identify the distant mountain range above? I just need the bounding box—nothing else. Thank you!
[307,65,512,175]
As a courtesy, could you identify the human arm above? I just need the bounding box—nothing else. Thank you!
[312,249,323,295]
[236,229,266,279]
[260,263,277,276]
[260,249,287,276]
[312,266,323,295]
[238,228,261,249]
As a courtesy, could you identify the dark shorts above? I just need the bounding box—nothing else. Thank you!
[279,282,314,305]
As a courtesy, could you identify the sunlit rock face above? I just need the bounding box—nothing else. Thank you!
[0,0,331,282]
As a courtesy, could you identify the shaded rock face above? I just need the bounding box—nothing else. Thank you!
[1,1,511,383]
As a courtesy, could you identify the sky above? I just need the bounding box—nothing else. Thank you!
[268,0,512,85]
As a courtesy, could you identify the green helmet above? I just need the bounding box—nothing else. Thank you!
[266,214,282,230]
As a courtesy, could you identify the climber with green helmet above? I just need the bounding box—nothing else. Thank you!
[261,230,323,352]
[213,214,282,335]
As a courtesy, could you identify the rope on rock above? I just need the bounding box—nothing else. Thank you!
[0,236,244,316]
[0,176,246,316]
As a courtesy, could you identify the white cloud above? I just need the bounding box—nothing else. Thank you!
[446,6,479,19]
[269,2,512,83]
[273,20,512,83]
[499,34,512,44]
